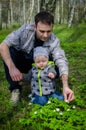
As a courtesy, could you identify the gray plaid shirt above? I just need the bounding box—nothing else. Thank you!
[3,23,68,76]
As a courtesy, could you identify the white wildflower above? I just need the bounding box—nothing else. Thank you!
[28,102,32,105]
[67,109,70,111]
[59,112,63,115]
[65,100,69,103]
[72,105,76,109]
[34,111,37,114]
[56,108,60,111]
[28,94,32,98]
[47,100,51,104]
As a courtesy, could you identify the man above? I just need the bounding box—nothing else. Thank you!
[0,11,74,105]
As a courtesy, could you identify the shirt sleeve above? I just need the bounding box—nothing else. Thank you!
[48,66,57,77]
[50,38,69,76]
[2,24,27,47]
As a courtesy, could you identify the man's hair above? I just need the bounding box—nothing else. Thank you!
[35,11,54,25]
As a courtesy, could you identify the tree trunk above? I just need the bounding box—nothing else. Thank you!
[7,9,11,28]
[78,7,86,23]
[18,0,21,25]
[0,2,2,29]
[27,0,35,23]
[10,0,13,25]
[37,0,40,12]
[54,0,60,24]
[60,0,64,24]
[68,0,76,28]
[23,0,26,24]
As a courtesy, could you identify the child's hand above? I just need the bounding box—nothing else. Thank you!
[48,72,55,79]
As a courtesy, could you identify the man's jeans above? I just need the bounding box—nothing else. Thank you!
[30,92,64,106]
[4,47,33,91]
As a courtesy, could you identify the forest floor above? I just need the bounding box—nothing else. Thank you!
[0,24,86,130]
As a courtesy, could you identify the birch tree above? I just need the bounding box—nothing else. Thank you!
[7,8,11,27]
[18,0,22,24]
[60,0,64,23]
[27,0,35,23]
[68,0,76,28]
[0,2,2,29]
[37,0,40,12]
[23,0,26,24]
[54,0,60,24]
[10,0,13,25]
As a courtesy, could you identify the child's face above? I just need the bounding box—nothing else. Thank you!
[34,56,48,69]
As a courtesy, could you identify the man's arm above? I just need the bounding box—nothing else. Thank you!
[0,43,22,81]
[50,37,75,102]
[61,74,75,102]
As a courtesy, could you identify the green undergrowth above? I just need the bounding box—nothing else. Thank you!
[0,23,86,130]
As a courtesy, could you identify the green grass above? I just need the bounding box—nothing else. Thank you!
[0,24,86,130]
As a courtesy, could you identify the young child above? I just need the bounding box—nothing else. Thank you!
[23,47,64,105]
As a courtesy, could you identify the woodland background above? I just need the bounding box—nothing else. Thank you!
[0,0,86,129]
[0,0,86,29]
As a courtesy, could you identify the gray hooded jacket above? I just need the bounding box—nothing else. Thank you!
[24,61,57,96]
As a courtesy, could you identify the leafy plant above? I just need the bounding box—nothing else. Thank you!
[19,98,86,130]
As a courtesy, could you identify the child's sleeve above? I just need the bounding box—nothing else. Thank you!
[48,67,57,77]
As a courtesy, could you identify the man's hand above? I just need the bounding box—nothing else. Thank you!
[0,43,23,81]
[9,65,23,81]
[63,87,75,103]
[61,74,75,102]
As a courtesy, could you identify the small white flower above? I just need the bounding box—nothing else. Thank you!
[59,112,63,115]
[28,94,32,98]
[56,108,60,111]
[34,111,37,114]
[47,100,51,104]
[65,100,69,103]
[72,105,76,109]
[28,102,32,105]
[67,109,70,111]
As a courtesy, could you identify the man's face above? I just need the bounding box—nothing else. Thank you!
[35,21,53,41]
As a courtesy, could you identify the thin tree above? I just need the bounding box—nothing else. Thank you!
[10,0,13,25]
[37,0,40,12]
[54,0,60,24]
[60,0,64,23]
[68,0,76,28]
[23,0,26,24]
[0,2,2,29]
[27,0,34,23]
